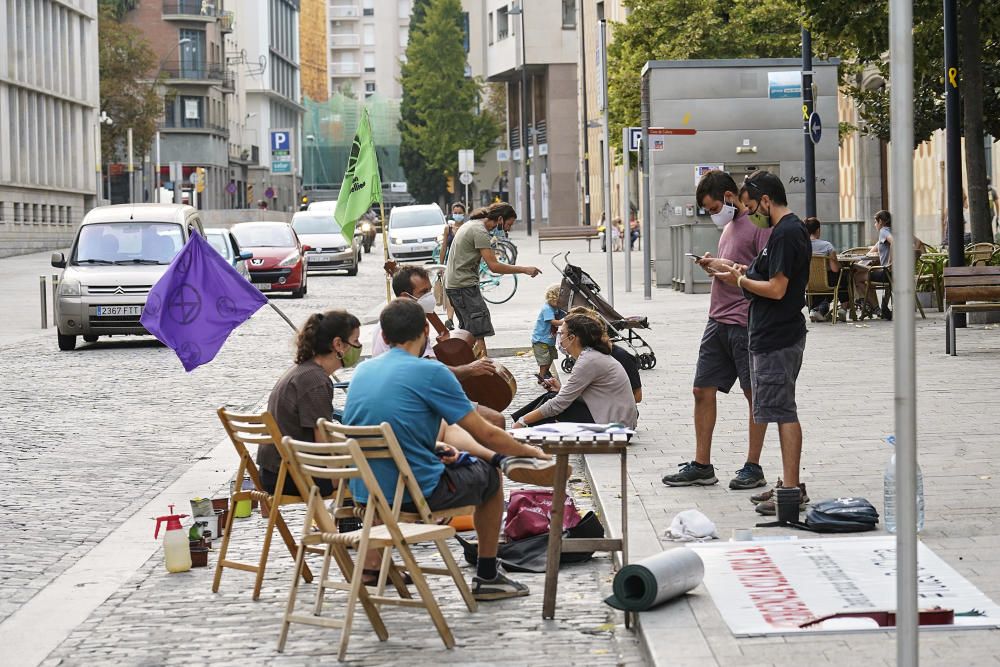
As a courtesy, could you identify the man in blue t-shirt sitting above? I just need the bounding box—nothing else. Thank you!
[344,299,552,601]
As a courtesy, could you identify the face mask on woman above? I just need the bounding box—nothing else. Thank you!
[340,342,362,368]
[452,213,465,222]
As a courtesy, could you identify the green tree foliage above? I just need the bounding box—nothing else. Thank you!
[399,0,502,203]
[98,6,163,163]
[805,0,1000,240]
[99,0,139,21]
[606,0,804,153]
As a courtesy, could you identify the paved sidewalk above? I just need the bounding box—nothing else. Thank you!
[502,233,1000,666]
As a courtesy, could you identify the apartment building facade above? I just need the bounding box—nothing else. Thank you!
[0,0,100,257]
[328,0,412,101]
[469,0,580,228]
[235,0,304,212]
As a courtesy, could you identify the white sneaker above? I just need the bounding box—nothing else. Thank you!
[809,308,824,322]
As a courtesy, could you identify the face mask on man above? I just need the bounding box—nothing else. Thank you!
[710,202,736,229]
[416,292,437,314]
[340,342,362,368]
[748,199,771,229]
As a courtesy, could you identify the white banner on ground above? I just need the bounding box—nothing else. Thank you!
[689,536,1000,636]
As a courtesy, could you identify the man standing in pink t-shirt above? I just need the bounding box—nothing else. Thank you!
[663,170,771,490]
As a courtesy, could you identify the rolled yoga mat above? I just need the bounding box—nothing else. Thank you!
[604,547,704,611]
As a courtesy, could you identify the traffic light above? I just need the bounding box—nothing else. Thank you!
[447,175,455,194]
[195,167,206,193]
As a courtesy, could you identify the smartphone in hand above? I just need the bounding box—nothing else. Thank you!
[685,252,700,261]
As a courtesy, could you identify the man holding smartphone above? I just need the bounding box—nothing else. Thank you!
[662,170,771,490]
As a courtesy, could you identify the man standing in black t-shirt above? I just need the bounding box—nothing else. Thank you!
[709,170,810,518]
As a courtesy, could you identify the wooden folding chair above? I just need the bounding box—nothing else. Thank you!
[276,436,459,661]
[316,419,478,612]
[213,408,331,600]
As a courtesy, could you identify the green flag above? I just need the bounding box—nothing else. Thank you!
[334,108,383,244]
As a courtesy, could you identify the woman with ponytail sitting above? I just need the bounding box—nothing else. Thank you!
[261,309,362,496]
[511,312,638,430]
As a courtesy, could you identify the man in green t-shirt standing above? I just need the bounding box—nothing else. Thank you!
[445,202,542,352]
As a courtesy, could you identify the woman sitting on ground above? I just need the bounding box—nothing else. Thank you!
[511,312,638,429]
[261,309,362,496]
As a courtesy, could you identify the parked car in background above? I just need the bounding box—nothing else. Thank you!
[50,204,205,351]
[387,204,446,262]
[204,228,253,280]
[308,199,378,252]
[230,221,308,298]
[291,210,360,276]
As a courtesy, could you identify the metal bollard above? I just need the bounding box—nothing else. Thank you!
[51,274,59,323]
[40,276,48,329]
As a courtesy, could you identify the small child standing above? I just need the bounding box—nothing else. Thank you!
[531,284,565,383]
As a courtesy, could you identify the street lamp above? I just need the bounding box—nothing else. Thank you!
[508,2,532,236]
[95,111,113,204]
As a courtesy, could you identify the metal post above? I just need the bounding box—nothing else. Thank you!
[944,0,965,327]
[577,0,591,226]
[622,128,632,292]
[94,122,103,205]
[889,0,918,663]
[599,20,614,307]
[801,29,816,218]
[51,274,59,323]
[39,276,47,329]
[641,77,652,300]
[517,5,532,236]
[127,127,134,204]
[155,131,161,203]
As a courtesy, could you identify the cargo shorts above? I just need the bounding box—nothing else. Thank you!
[446,286,495,338]
[749,334,806,424]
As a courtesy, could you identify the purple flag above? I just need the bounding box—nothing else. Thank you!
[140,232,267,372]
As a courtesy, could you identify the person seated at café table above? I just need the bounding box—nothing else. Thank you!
[262,309,362,496]
[343,299,555,601]
[852,210,894,320]
[805,216,850,322]
[511,312,639,429]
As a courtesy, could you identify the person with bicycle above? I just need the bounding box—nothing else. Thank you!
[444,202,542,353]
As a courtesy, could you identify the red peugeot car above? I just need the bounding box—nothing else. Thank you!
[231,221,308,297]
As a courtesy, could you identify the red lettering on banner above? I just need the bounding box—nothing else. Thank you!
[727,548,813,627]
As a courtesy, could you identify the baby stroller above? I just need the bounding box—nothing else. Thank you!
[553,252,656,373]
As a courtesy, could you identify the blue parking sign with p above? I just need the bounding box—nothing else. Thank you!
[627,127,642,152]
[270,130,290,151]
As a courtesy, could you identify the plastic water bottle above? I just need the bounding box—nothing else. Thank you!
[883,435,924,533]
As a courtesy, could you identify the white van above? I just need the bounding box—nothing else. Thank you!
[387,204,446,262]
[50,204,205,351]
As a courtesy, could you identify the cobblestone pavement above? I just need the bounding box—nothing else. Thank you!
[2,242,641,665]
[0,255,382,626]
[42,449,640,666]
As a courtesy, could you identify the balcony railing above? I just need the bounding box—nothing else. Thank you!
[159,118,229,136]
[219,10,234,32]
[329,62,361,75]
[329,33,361,48]
[160,61,228,83]
[329,4,360,19]
[163,0,218,18]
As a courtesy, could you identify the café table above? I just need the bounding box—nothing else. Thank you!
[836,254,878,320]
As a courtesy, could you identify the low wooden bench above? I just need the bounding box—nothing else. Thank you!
[537,226,601,253]
[944,266,1000,356]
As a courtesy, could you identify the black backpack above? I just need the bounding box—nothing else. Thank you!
[796,497,880,533]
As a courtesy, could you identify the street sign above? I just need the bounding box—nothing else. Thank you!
[626,127,642,152]
[264,186,275,200]
[808,111,822,144]
[458,149,475,174]
[226,181,237,195]
[270,128,293,176]
[496,149,510,162]
[648,127,697,136]
[459,171,473,186]
[390,182,407,193]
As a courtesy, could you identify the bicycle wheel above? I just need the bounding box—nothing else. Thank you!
[480,270,518,304]
[497,239,518,264]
